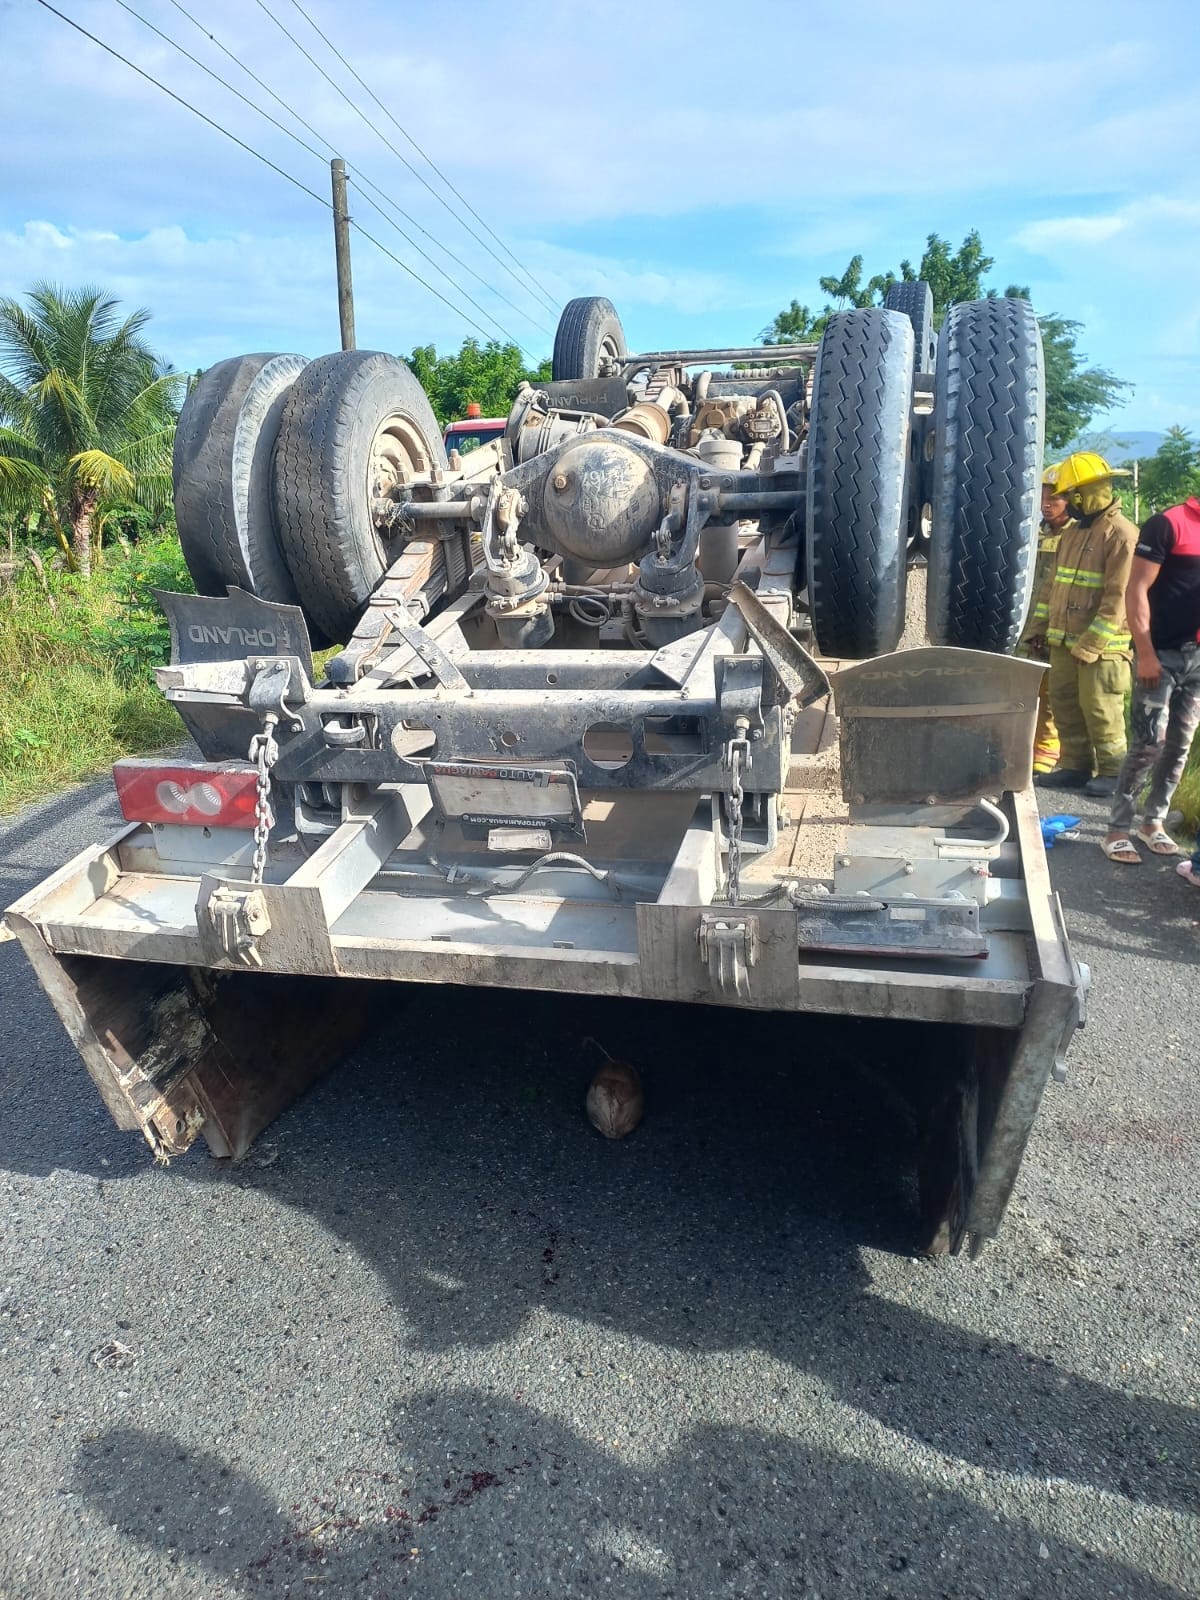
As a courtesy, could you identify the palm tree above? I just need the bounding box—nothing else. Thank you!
[0,283,182,575]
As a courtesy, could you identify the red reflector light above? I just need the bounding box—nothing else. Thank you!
[113,759,262,829]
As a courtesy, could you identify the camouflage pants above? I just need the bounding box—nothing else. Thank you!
[1109,644,1200,830]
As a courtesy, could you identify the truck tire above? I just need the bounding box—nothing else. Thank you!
[173,352,307,604]
[927,298,1044,653]
[805,308,914,658]
[884,281,936,544]
[883,280,937,373]
[551,297,627,382]
[271,350,448,643]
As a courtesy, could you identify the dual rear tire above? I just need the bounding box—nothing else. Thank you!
[175,350,447,644]
[805,294,1043,659]
[177,296,631,639]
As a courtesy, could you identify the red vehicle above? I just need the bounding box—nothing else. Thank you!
[443,401,505,457]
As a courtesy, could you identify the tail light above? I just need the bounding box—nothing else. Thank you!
[112,759,263,829]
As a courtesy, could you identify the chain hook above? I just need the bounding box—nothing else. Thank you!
[721,717,751,907]
[247,712,279,886]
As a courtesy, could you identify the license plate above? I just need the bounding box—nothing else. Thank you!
[424,761,585,841]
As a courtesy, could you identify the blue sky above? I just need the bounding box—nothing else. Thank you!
[2,0,1197,435]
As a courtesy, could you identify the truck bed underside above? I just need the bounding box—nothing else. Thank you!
[6,658,1081,1257]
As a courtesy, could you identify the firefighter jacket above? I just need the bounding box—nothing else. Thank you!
[1029,500,1138,662]
[1018,520,1069,653]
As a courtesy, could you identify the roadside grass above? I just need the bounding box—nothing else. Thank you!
[0,537,191,814]
[1173,752,1200,842]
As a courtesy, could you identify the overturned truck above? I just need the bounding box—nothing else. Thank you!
[5,291,1086,1254]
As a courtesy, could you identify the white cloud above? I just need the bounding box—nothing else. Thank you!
[1010,193,1200,432]
[1016,216,1127,249]
[0,219,739,370]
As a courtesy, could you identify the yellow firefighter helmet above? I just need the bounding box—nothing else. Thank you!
[1053,451,1131,493]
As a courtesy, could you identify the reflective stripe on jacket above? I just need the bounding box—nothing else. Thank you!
[1032,501,1138,660]
[1019,522,1068,650]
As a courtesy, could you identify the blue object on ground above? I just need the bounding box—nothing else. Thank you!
[1041,814,1082,847]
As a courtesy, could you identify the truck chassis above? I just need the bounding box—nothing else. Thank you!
[5,304,1084,1255]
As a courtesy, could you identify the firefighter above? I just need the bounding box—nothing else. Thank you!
[1027,451,1138,797]
[1019,465,1072,773]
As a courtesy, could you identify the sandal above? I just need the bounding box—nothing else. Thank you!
[1177,860,1200,887]
[1101,836,1142,864]
[1135,826,1179,856]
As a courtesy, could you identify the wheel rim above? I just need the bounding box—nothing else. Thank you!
[598,332,623,373]
[368,413,434,534]
[369,412,438,550]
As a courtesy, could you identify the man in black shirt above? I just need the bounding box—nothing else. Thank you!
[1102,495,1200,862]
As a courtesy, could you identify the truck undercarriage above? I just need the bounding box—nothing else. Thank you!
[5,293,1085,1255]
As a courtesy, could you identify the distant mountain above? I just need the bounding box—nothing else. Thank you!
[1062,430,1166,463]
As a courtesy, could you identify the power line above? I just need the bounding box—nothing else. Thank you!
[283,0,557,315]
[161,0,553,340]
[251,0,559,318]
[33,0,521,349]
[110,0,537,350]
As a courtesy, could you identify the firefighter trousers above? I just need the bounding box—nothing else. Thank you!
[1047,647,1130,777]
[1033,674,1059,772]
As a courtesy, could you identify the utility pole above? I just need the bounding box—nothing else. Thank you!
[1132,458,1140,523]
[330,158,355,351]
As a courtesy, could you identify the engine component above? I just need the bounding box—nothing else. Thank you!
[540,437,663,566]
[512,398,602,465]
[610,386,683,447]
[689,396,754,445]
[696,431,743,471]
[631,566,705,646]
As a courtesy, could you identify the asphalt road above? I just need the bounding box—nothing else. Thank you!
[1,776,1198,1599]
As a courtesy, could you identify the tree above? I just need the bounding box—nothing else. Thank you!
[759,300,825,344]
[909,230,995,314]
[0,284,181,575]
[1136,426,1200,515]
[759,231,1129,446]
[761,231,996,343]
[407,338,551,428]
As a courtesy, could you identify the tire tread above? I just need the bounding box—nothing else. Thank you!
[806,308,914,658]
[271,351,447,643]
[927,298,1044,653]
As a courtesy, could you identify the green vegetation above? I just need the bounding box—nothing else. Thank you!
[761,230,1129,450]
[1175,762,1200,841]
[1132,427,1200,516]
[0,533,191,812]
[0,283,183,576]
[407,338,551,426]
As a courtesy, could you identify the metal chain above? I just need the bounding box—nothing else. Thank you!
[722,730,749,907]
[247,713,279,886]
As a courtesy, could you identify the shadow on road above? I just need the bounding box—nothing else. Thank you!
[76,1400,1193,1599]
[6,979,1193,1523]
